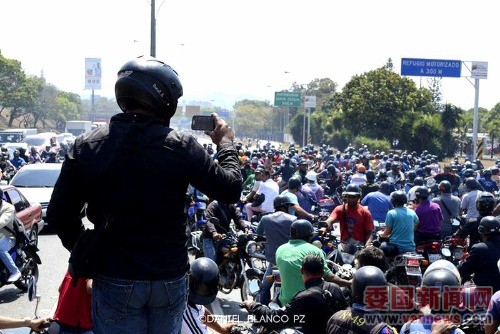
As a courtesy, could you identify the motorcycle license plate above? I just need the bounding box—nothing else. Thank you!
[428,254,442,263]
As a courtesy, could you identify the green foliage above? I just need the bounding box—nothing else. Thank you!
[339,67,431,141]
[352,136,391,153]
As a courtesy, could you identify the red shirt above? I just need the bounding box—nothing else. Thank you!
[53,272,92,329]
[330,204,374,243]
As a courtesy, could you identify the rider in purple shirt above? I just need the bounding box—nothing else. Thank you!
[413,186,443,244]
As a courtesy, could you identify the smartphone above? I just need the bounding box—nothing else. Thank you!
[191,115,216,131]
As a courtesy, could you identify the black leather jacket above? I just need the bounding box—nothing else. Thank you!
[458,235,500,292]
[47,113,242,280]
[249,278,347,334]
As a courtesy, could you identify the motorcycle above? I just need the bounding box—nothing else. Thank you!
[440,236,468,265]
[214,219,264,302]
[415,239,447,273]
[385,252,425,286]
[0,231,41,292]
[186,188,209,233]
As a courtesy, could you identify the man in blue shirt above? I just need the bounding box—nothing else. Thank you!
[9,150,25,169]
[361,181,393,224]
[377,191,418,253]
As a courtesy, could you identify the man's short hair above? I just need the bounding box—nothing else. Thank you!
[356,246,386,271]
[301,254,324,275]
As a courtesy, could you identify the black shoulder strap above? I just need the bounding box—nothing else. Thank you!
[403,320,412,334]
[440,198,452,217]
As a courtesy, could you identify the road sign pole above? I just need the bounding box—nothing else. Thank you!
[472,78,480,160]
[307,107,311,145]
[302,106,306,147]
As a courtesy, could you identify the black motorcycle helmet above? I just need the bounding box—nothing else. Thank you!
[414,186,429,200]
[377,170,388,181]
[476,191,495,216]
[463,168,475,178]
[288,176,302,190]
[413,177,424,186]
[273,195,294,210]
[344,184,361,197]
[366,170,376,182]
[379,181,391,195]
[290,219,314,240]
[407,170,417,183]
[478,216,500,235]
[352,266,387,304]
[390,190,407,207]
[465,177,480,191]
[438,180,452,194]
[115,56,183,122]
[189,258,219,305]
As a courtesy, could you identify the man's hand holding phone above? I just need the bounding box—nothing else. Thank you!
[192,113,234,145]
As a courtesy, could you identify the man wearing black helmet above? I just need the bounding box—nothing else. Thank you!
[256,195,297,305]
[414,186,443,244]
[460,177,484,219]
[325,184,374,248]
[327,266,397,334]
[47,57,242,334]
[458,216,500,292]
[243,254,348,334]
[454,191,496,247]
[432,181,461,239]
[378,191,418,254]
[275,220,350,306]
[182,258,237,334]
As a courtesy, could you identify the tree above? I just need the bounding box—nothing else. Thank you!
[233,100,274,139]
[485,103,500,157]
[427,77,443,113]
[339,67,432,143]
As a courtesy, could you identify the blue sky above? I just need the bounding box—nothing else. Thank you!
[1,0,499,111]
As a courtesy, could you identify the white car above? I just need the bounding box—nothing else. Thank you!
[9,163,62,223]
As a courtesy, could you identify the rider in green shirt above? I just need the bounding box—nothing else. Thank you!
[276,220,350,306]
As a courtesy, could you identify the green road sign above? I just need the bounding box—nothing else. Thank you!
[274,92,301,107]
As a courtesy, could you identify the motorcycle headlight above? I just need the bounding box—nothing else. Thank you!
[245,241,257,255]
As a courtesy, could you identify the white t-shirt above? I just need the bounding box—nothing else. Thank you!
[258,178,280,213]
[461,190,480,219]
[182,304,208,334]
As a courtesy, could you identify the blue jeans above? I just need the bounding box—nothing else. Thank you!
[0,237,19,275]
[259,262,274,306]
[92,275,187,334]
[202,237,217,262]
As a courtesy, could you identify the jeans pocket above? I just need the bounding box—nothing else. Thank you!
[94,278,133,323]
[163,275,187,316]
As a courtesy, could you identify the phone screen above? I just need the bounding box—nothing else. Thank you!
[191,115,215,131]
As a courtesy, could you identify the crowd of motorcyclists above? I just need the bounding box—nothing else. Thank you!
[190,140,500,334]
[0,142,70,182]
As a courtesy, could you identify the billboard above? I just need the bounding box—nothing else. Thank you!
[85,58,102,90]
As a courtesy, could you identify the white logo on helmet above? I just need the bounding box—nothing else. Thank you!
[153,83,164,98]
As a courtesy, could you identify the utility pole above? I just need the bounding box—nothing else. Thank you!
[150,0,156,57]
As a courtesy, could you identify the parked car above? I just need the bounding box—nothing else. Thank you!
[0,184,43,245]
[9,163,62,231]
